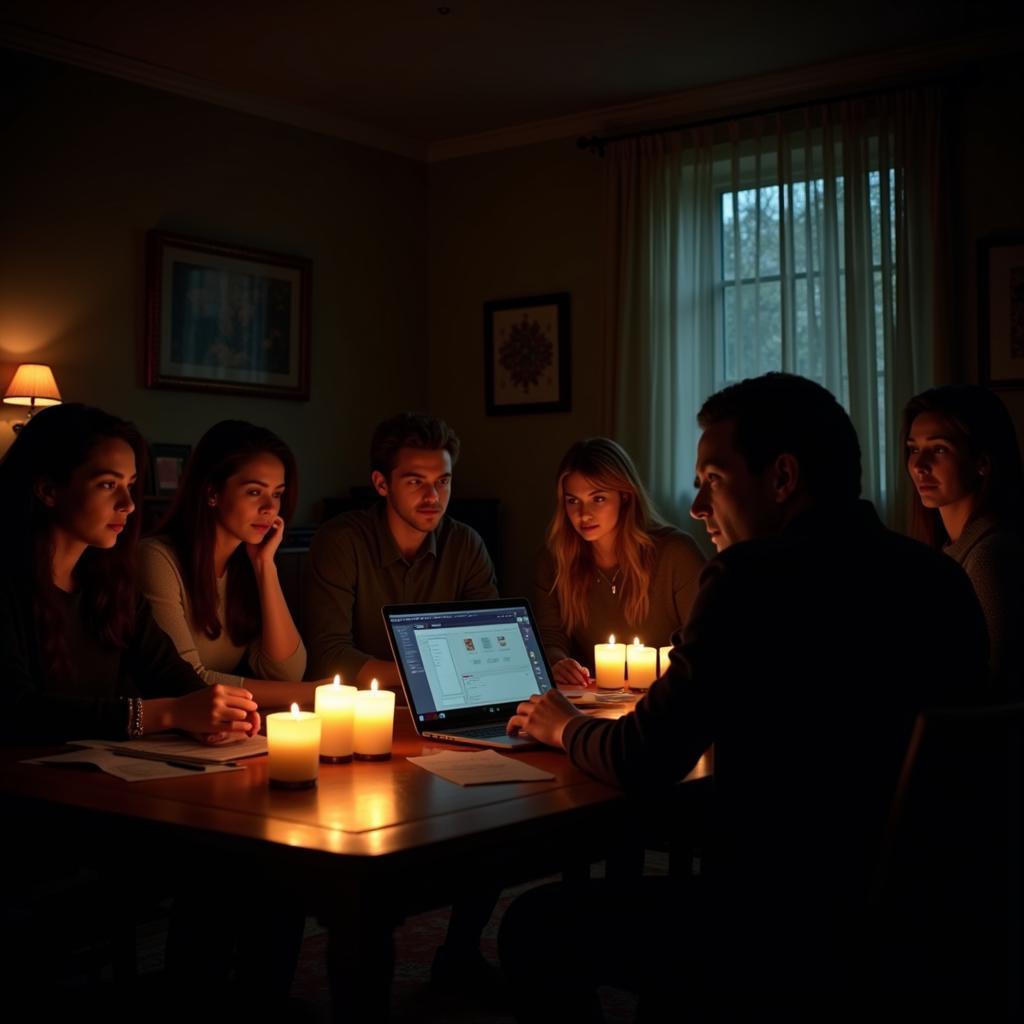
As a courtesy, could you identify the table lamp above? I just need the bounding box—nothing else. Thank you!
[4,363,62,431]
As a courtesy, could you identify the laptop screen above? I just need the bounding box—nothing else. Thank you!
[383,600,555,728]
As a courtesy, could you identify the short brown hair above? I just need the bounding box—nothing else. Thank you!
[370,412,460,478]
[699,372,861,502]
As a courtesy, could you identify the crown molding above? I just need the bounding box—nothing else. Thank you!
[0,22,427,162]
[3,21,1018,167]
[428,30,1020,162]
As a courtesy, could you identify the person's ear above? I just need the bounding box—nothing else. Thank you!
[770,453,800,503]
[206,488,217,508]
[34,478,58,508]
[371,470,389,497]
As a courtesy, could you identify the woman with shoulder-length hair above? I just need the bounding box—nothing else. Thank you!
[0,403,258,744]
[139,420,315,708]
[534,437,706,688]
[902,384,1024,693]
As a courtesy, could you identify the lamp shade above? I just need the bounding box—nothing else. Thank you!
[3,364,62,408]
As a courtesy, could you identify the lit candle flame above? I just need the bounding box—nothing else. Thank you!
[332,674,341,688]
[290,702,301,717]
[633,637,641,646]
[370,678,379,693]
[609,634,616,645]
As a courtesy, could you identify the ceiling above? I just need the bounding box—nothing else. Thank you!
[1,1,1020,159]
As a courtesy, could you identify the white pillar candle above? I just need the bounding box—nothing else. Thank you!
[594,634,627,690]
[659,645,673,676]
[315,674,357,762]
[627,637,658,691]
[267,703,321,788]
[353,679,396,760]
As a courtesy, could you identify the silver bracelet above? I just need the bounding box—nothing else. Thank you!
[126,697,144,739]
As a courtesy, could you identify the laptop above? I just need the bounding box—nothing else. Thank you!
[382,598,556,749]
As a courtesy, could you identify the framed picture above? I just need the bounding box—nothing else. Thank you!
[148,443,191,497]
[484,292,570,415]
[145,231,311,400]
[978,234,1024,389]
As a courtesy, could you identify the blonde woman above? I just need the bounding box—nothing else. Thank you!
[534,438,705,688]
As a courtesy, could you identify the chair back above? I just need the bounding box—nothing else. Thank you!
[872,702,1023,1018]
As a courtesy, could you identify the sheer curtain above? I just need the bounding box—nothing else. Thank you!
[606,89,944,524]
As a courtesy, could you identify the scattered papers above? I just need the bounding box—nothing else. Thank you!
[408,749,555,786]
[23,748,243,781]
[71,734,267,765]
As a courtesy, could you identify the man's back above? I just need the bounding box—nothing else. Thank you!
[566,501,989,991]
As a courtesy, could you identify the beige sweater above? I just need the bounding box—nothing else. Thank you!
[533,526,706,673]
[138,537,307,687]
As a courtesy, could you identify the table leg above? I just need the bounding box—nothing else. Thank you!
[325,890,398,1023]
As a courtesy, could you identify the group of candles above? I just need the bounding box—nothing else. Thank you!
[265,676,395,788]
[594,635,672,691]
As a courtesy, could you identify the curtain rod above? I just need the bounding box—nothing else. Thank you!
[576,79,932,157]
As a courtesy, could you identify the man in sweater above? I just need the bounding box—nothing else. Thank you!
[499,373,988,1020]
[305,411,497,687]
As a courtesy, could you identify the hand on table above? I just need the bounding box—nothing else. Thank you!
[506,690,582,750]
[173,684,259,738]
[552,657,591,689]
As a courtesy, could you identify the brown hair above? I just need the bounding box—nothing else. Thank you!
[158,421,298,645]
[0,403,146,684]
[545,438,664,636]
[370,412,460,479]
[698,372,862,501]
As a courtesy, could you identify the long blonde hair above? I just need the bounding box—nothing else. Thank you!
[546,438,664,635]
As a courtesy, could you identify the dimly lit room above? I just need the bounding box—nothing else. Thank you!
[1,2,1022,1021]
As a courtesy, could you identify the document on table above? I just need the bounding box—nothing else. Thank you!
[69,734,268,764]
[559,687,639,709]
[23,748,243,781]
[408,749,555,786]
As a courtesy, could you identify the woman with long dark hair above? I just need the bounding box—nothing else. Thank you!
[0,404,258,743]
[535,438,705,687]
[139,420,313,706]
[902,384,1024,693]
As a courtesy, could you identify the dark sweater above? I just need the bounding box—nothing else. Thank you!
[562,501,988,958]
[1,575,205,744]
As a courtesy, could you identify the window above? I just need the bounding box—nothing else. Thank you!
[717,163,896,501]
[607,91,937,521]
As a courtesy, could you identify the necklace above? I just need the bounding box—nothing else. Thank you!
[596,566,622,595]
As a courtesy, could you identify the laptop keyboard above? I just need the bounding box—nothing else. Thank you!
[455,725,510,739]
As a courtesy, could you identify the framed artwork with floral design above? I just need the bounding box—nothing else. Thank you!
[483,292,571,415]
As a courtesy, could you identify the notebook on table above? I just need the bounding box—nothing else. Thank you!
[382,599,556,749]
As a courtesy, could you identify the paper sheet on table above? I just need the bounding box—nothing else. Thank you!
[407,750,555,786]
[22,748,243,781]
[559,688,639,709]
[70,734,267,764]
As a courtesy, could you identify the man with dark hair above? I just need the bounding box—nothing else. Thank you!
[500,373,987,1019]
[306,411,496,688]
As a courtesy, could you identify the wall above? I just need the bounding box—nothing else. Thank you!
[950,61,1024,431]
[0,50,428,523]
[428,138,608,596]
[428,57,1024,598]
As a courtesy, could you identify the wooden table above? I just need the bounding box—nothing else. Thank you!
[0,715,711,1019]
